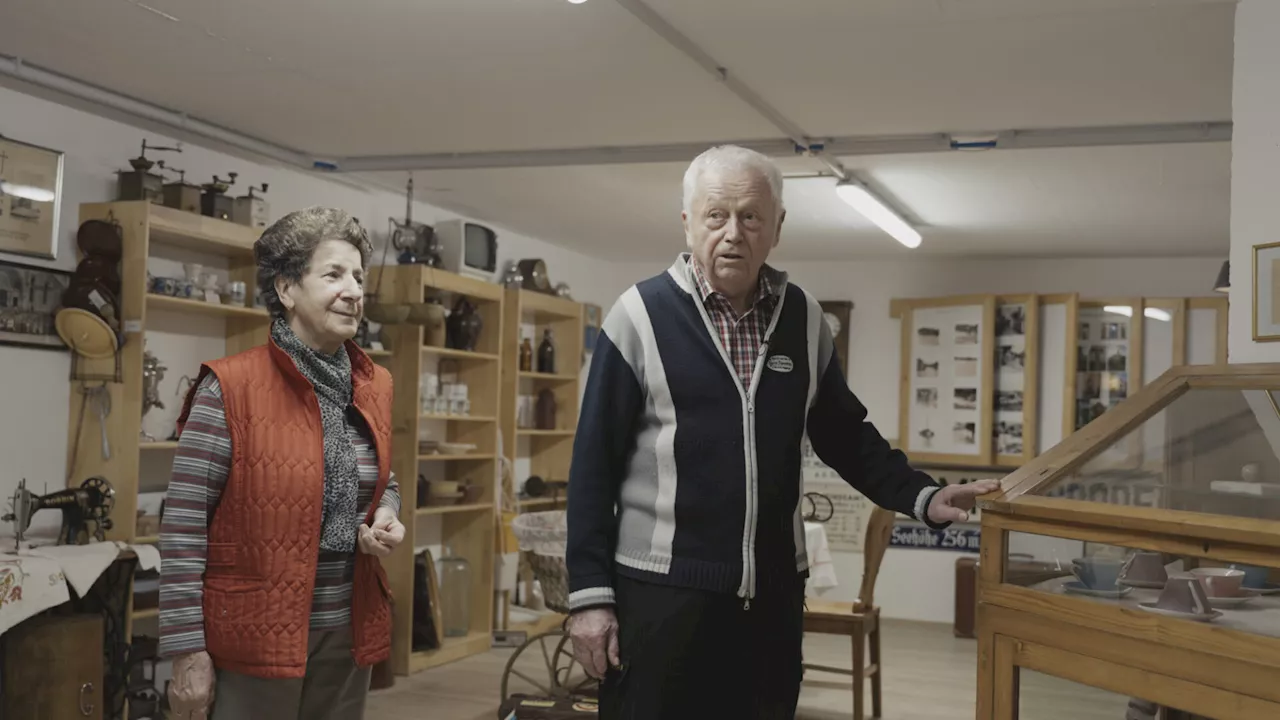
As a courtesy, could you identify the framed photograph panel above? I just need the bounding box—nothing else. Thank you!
[0,135,65,260]
[993,295,1040,467]
[0,258,70,350]
[899,295,996,467]
[1253,241,1280,342]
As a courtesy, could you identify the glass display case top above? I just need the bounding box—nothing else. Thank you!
[1025,381,1280,523]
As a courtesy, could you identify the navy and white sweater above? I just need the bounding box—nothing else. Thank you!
[566,256,945,611]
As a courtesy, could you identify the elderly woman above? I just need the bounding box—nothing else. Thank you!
[159,206,405,720]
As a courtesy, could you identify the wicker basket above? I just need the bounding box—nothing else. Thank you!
[511,511,571,614]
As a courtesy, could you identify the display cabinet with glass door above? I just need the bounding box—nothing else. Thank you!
[975,364,1280,720]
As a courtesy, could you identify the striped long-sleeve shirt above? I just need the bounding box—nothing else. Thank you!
[158,373,401,658]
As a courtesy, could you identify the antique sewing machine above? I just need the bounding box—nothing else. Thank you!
[2,476,116,549]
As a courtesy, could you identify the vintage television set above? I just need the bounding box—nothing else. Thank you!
[435,219,498,280]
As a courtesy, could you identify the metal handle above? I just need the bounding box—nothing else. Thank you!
[79,682,94,716]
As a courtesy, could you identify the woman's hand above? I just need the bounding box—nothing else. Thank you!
[168,650,215,719]
[358,507,405,557]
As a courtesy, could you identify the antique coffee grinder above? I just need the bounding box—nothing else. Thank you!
[389,176,439,266]
[232,183,270,229]
[116,139,182,204]
[200,172,238,220]
[162,166,203,214]
[140,347,168,442]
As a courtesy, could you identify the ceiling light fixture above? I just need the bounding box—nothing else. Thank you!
[834,180,921,249]
[568,0,589,4]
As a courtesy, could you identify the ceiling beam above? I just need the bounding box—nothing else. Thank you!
[335,121,1231,171]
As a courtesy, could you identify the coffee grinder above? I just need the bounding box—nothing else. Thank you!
[162,166,203,214]
[116,140,182,204]
[200,172,237,220]
[232,183,270,229]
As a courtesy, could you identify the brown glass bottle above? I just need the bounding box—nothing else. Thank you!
[537,328,556,374]
[519,336,533,372]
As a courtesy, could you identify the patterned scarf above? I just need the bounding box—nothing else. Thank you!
[271,317,361,553]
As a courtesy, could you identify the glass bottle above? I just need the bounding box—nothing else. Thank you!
[438,546,472,638]
[537,328,556,374]
[519,336,533,372]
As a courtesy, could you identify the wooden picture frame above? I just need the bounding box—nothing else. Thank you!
[898,294,997,467]
[0,135,65,260]
[0,258,70,351]
[1035,293,1078,455]
[819,300,854,374]
[993,295,1040,467]
[1252,241,1280,342]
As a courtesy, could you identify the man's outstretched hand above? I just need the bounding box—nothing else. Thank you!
[568,607,621,680]
[927,479,1001,524]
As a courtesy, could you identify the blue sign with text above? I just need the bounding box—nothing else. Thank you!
[890,523,981,552]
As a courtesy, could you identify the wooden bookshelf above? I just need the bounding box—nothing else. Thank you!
[498,289,583,629]
[367,264,503,675]
[67,201,269,717]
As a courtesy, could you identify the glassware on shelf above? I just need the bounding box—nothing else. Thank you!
[519,335,533,372]
[537,328,556,374]
[438,546,472,638]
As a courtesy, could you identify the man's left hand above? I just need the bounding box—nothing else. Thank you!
[926,479,1001,524]
[359,507,406,557]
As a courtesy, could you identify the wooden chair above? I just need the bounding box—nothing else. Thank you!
[801,506,897,720]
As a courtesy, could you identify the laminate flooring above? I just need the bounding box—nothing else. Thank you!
[366,619,1137,719]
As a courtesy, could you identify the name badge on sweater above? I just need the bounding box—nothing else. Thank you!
[766,355,794,373]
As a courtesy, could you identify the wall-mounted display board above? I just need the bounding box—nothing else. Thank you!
[993,295,1040,466]
[898,295,997,466]
[893,293,1226,470]
[820,300,854,374]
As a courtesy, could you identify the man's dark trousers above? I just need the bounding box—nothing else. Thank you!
[598,573,806,720]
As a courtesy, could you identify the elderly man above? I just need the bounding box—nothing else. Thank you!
[566,145,997,719]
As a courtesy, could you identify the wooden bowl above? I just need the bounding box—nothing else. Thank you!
[366,303,410,324]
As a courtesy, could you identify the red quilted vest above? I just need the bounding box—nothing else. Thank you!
[176,338,394,679]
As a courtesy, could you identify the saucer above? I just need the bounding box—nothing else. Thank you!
[1063,581,1132,599]
[1242,583,1280,596]
[1206,589,1260,609]
[1137,602,1223,622]
[1119,578,1166,590]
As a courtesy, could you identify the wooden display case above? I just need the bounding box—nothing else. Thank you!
[976,363,1280,719]
[498,289,584,631]
[367,264,503,675]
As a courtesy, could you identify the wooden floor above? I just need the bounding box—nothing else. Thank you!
[366,619,1134,719]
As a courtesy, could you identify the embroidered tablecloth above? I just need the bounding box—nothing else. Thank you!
[0,539,160,636]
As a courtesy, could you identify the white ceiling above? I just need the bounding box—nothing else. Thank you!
[0,0,1238,260]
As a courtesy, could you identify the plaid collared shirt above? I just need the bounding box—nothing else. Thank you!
[688,254,782,388]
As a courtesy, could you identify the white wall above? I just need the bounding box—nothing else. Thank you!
[0,85,621,533]
[1228,0,1280,363]
[608,254,1221,622]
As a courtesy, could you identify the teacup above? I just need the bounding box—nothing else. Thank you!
[1230,563,1272,589]
[1072,557,1124,590]
[1190,567,1245,597]
[1155,575,1211,615]
[1120,551,1167,585]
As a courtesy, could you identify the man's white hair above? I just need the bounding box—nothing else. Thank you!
[681,145,785,214]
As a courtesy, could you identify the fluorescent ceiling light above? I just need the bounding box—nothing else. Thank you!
[834,181,921,249]
[0,181,55,203]
[568,0,589,3]
[1102,305,1171,322]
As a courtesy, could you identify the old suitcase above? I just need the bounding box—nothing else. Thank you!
[955,554,1070,638]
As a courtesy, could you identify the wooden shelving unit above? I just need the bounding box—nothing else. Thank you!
[498,289,584,633]
[367,264,503,676]
[66,201,268,646]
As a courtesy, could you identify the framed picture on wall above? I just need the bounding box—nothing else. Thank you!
[1252,241,1280,342]
[819,300,853,373]
[0,135,65,260]
[993,295,1041,467]
[898,295,997,467]
[0,259,71,351]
